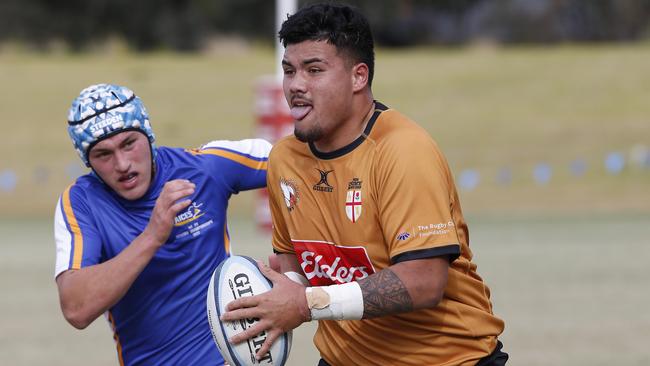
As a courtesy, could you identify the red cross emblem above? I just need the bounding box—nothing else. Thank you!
[345,190,362,223]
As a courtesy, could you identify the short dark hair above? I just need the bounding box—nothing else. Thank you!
[279,3,375,87]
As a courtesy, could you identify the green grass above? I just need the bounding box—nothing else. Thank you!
[2,214,649,365]
[0,44,649,217]
[3,45,648,365]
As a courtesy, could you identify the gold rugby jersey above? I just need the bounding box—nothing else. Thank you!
[269,102,504,366]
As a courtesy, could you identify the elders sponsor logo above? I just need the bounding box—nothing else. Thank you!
[293,240,376,286]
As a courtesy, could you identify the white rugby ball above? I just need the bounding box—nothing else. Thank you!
[206,255,292,366]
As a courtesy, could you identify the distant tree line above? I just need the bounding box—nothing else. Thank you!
[1,0,649,51]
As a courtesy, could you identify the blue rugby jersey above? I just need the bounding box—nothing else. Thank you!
[54,139,271,366]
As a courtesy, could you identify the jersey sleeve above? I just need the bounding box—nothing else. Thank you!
[197,139,271,193]
[54,184,104,278]
[375,130,461,264]
[267,148,294,254]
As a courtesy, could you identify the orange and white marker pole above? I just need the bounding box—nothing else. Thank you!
[254,0,296,232]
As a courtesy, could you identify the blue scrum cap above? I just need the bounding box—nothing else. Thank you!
[67,83,156,167]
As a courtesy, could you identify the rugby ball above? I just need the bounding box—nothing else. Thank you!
[206,255,292,366]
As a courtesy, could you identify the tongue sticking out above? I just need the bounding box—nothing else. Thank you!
[290,105,312,121]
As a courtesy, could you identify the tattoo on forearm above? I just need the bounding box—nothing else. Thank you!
[359,269,413,318]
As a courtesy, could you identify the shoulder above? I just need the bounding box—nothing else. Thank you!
[159,139,272,159]
[268,135,312,177]
[61,174,99,201]
[57,175,103,217]
[192,139,271,164]
[371,108,442,158]
[199,139,271,172]
[199,138,272,158]
[153,146,193,166]
[164,139,271,170]
[269,135,305,162]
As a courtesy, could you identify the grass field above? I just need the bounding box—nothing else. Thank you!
[2,212,650,365]
[0,44,649,217]
[0,44,649,365]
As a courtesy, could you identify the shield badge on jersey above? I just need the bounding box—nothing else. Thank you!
[280,178,299,212]
[345,189,362,223]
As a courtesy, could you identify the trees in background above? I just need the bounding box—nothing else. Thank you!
[1,0,649,51]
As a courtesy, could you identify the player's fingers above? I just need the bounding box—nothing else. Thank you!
[161,179,194,193]
[165,178,193,187]
[257,261,284,283]
[169,199,192,215]
[161,179,193,194]
[155,190,194,216]
[222,298,260,317]
[255,329,282,361]
[228,321,270,345]
[229,294,261,310]
[162,186,195,205]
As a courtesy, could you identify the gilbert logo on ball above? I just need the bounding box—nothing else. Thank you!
[206,255,292,366]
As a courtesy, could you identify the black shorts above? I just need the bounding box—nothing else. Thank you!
[476,340,508,366]
[317,340,508,366]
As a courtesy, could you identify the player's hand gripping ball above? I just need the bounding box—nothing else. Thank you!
[207,255,292,365]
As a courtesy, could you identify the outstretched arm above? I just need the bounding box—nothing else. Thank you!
[56,179,195,329]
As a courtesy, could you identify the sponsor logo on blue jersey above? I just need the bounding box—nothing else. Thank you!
[174,201,205,226]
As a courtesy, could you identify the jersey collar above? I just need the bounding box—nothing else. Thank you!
[309,101,388,160]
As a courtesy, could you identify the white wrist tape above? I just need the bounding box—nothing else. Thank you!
[284,271,310,286]
[305,282,364,321]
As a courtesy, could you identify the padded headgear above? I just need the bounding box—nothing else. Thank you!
[67,83,156,167]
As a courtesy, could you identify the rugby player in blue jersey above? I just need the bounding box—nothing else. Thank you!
[54,83,270,365]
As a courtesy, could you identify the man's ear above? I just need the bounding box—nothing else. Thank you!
[351,63,370,93]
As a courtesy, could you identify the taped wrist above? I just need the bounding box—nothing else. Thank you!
[305,282,364,321]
